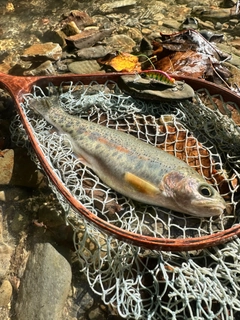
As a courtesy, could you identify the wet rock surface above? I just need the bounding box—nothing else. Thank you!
[0,0,240,319]
[15,243,71,320]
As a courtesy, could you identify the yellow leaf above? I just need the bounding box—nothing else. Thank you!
[108,52,141,72]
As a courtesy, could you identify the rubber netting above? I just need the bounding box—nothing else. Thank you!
[10,80,240,319]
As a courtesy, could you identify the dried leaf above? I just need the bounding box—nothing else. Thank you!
[99,52,141,72]
[151,29,232,83]
[154,50,209,78]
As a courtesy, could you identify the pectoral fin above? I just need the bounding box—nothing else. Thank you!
[124,172,159,196]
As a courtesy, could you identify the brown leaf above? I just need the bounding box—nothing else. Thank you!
[151,29,232,82]
[154,50,210,78]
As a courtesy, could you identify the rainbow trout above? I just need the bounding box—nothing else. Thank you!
[29,97,226,217]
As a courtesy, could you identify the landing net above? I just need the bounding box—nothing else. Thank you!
[10,80,240,319]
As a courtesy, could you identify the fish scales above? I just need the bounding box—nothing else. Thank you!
[29,97,226,217]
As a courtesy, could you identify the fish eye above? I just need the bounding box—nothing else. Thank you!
[198,185,214,197]
[140,72,147,78]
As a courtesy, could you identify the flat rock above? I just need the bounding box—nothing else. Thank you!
[76,45,110,60]
[65,29,113,49]
[192,6,234,21]
[68,60,105,74]
[105,34,136,52]
[21,42,62,62]
[15,243,72,320]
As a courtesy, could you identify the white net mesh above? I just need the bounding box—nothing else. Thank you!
[10,80,240,319]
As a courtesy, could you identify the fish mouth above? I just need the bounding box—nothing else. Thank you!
[191,199,226,216]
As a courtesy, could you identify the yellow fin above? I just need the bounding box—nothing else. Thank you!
[124,172,159,196]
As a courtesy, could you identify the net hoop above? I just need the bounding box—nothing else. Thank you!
[3,72,240,251]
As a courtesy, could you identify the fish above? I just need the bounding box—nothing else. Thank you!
[141,70,176,87]
[29,97,226,217]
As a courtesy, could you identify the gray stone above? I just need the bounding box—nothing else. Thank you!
[15,243,72,320]
[68,60,105,74]
[105,34,136,53]
[76,45,110,60]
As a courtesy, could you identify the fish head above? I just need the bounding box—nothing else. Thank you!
[161,169,226,217]
[28,97,57,117]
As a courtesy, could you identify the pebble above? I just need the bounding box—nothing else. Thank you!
[15,243,72,320]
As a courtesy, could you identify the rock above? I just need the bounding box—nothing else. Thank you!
[99,0,137,13]
[23,60,56,76]
[76,45,111,60]
[68,60,105,74]
[15,243,72,320]
[65,28,113,49]
[230,38,240,50]
[21,42,62,62]
[192,6,234,22]
[0,211,13,280]
[141,28,152,36]
[105,34,136,53]
[125,27,142,43]
[61,10,94,29]
[43,30,67,48]
[111,0,137,9]
[61,21,81,36]
[163,18,182,30]
[0,280,12,307]
[0,148,45,187]
[217,43,240,67]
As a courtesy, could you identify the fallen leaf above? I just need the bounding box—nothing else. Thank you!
[99,52,141,72]
[150,29,232,83]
